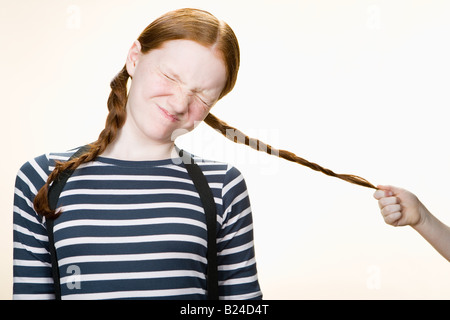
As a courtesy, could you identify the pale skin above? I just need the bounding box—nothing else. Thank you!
[373,185,450,262]
[101,39,227,161]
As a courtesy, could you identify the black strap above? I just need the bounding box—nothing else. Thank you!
[46,145,91,300]
[45,220,60,300]
[179,150,219,300]
[46,146,218,300]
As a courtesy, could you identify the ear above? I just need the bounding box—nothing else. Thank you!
[126,40,142,78]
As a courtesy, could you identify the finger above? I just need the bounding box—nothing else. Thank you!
[373,189,384,200]
[373,189,393,200]
[381,204,402,217]
[378,196,399,209]
[384,211,402,225]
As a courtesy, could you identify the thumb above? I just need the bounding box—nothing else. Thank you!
[376,185,408,199]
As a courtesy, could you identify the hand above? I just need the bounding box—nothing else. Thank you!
[373,185,424,227]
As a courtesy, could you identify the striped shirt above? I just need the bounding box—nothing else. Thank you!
[13,147,262,300]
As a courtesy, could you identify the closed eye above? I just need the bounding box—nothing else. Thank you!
[196,95,212,108]
[162,72,175,82]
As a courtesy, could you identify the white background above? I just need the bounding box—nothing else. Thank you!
[1,0,449,299]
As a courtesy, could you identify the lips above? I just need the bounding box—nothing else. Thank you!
[158,105,179,122]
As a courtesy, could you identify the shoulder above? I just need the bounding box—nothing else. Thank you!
[191,153,245,179]
[15,153,51,194]
[15,147,84,193]
[190,154,248,196]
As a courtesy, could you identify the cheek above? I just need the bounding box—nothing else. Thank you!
[146,79,173,100]
[132,71,173,100]
[185,103,210,129]
[192,105,210,120]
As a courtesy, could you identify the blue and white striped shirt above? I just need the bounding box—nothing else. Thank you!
[13,147,262,300]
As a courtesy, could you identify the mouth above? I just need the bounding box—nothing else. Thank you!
[157,105,179,122]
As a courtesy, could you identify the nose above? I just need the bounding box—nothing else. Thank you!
[167,86,192,115]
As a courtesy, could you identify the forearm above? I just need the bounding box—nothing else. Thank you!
[413,205,450,262]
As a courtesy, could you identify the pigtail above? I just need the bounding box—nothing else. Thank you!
[33,8,373,220]
[204,113,376,190]
[33,66,130,218]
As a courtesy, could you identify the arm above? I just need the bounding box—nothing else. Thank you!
[216,166,262,300]
[13,155,55,299]
[373,185,450,262]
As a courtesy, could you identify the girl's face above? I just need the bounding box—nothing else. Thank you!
[125,39,227,144]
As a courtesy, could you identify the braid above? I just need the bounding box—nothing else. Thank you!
[33,66,130,218]
[204,113,376,190]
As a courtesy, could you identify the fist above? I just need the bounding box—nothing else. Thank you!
[373,185,422,227]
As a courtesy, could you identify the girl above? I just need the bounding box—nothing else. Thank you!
[13,7,377,300]
[13,8,261,300]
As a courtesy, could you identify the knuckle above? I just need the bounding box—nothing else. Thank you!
[382,204,399,216]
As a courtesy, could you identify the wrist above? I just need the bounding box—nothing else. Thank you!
[411,202,431,232]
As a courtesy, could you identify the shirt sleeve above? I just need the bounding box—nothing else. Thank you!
[217,165,262,300]
[13,154,55,300]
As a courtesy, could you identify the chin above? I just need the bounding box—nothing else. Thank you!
[170,126,193,140]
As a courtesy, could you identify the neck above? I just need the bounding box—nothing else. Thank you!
[100,127,179,161]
